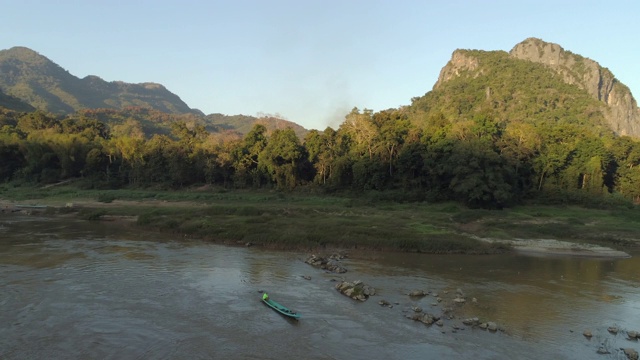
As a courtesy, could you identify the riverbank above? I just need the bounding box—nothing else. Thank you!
[1,186,639,257]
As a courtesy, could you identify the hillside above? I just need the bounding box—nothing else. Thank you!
[0,88,35,112]
[421,38,640,138]
[0,47,201,115]
[205,113,309,138]
[509,38,640,137]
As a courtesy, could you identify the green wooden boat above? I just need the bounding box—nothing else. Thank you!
[262,294,300,319]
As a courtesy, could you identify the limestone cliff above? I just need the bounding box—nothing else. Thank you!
[509,38,640,137]
[433,38,640,138]
[434,49,484,87]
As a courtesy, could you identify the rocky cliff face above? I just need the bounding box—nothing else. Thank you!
[434,49,483,87]
[509,38,640,137]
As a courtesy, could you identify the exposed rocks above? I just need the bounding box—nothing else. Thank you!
[628,331,639,339]
[623,348,639,360]
[583,330,593,338]
[608,326,620,335]
[378,299,392,307]
[407,290,428,297]
[335,280,375,301]
[463,317,480,326]
[407,312,439,325]
[305,254,347,273]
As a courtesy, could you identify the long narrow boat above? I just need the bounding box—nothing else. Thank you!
[262,295,301,319]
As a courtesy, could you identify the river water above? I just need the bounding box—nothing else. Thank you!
[1,215,639,359]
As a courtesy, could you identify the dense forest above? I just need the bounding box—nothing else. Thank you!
[1,49,640,209]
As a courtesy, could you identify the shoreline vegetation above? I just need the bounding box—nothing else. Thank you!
[1,185,638,258]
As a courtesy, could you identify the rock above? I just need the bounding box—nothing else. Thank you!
[608,326,619,335]
[462,317,479,326]
[407,312,439,325]
[583,330,593,338]
[335,280,375,301]
[628,331,639,339]
[453,297,466,304]
[487,322,498,332]
[623,348,639,360]
[305,254,347,273]
[456,288,465,297]
[472,297,477,303]
[436,320,444,327]
[302,275,311,280]
[411,306,423,313]
[408,290,427,297]
[596,347,610,355]
[378,299,391,307]
[479,323,488,330]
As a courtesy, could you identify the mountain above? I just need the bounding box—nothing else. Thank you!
[0,46,201,116]
[0,88,35,112]
[509,38,640,137]
[427,38,640,138]
[205,113,309,138]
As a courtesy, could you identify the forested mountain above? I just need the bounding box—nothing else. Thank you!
[0,88,35,112]
[510,38,640,137]
[429,38,640,138]
[0,47,201,115]
[205,113,308,138]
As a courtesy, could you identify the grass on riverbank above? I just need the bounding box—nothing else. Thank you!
[1,184,639,253]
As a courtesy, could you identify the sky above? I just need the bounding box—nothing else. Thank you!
[2,0,639,130]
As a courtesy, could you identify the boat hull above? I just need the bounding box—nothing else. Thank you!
[262,298,300,319]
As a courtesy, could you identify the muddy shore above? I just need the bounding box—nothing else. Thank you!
[1,198,633,259]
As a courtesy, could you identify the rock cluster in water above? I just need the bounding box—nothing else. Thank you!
[305,252,507,336]
[583,326,639,357]
[305,254,347,273]
[335,280,376,301]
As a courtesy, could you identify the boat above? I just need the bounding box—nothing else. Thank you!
[261,294,300,319]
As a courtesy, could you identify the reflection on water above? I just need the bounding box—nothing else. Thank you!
[0,215,638,359]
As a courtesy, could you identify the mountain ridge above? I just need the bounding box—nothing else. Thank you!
[0,46,201,116]
[433,38,640,137]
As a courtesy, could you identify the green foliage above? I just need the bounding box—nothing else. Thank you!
[1,45,639,210]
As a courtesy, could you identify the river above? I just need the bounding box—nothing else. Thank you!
[1,215,639,359]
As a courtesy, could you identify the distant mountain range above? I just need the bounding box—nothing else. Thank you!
[1,40,639,139]
[0,47,200,115]
[0,47,308,137]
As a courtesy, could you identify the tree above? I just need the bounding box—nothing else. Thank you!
[372,109,411,177]
[258,128,304,189]
[339,107,378,160]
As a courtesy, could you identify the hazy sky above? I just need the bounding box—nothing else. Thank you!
[2,0,639,130]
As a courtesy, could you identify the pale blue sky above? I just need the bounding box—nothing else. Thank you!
[2,0,639,130]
